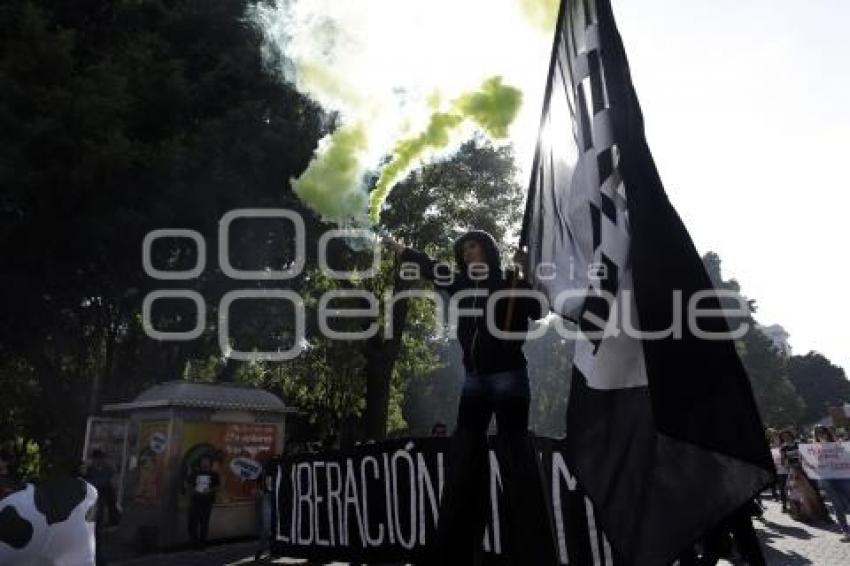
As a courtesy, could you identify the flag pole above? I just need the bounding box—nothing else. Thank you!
[507,0,567,329]
[518,0,567,250]
[503,256,520,330]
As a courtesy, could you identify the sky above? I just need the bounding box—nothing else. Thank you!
[604,0,849,372]
[268,0,849,372]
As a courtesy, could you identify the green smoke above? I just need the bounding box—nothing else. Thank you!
[368,76,522,223]
[456,76,524,138]
[292,123,370,224]
[518,0,560,32]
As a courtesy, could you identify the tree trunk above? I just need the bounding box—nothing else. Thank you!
[363,269,412,440]
[88,323,117,416]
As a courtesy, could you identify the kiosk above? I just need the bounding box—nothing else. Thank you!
[98,381,296,549]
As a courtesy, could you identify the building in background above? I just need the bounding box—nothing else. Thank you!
[760,324,791,357]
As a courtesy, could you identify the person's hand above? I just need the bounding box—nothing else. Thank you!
[382,235,405,257]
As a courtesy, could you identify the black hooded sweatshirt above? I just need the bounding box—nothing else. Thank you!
[399,230,546,375]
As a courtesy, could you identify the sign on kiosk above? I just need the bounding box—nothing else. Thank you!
[181,421,276,502]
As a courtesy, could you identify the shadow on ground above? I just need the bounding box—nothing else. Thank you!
[761,546,813,565]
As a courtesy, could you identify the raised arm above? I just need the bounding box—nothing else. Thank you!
[383,236,456,292]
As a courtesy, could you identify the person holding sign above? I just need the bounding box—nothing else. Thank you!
[767,429,788,512]
[780,430,828,523]
[814,425,850,540]
[385,231,558,565]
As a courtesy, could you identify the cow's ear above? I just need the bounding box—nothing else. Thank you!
[33,478,88,525]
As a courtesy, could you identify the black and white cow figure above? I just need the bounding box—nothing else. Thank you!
[0,477,97,565]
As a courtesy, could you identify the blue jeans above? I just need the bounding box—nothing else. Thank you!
[459,366,531,433]
[435,366,557,565]
[821,479,850,533]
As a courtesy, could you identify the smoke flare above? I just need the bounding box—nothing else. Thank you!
[368,77,522,223]
[518,0,560,31]
[292,124,371,225]
[252,0,553,226]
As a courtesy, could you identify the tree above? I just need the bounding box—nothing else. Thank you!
[701,252,805,428]
[525,323,573,437]
[737,327,806,428]
[788,352,850,425]
[0,0,325,469]
[402,340,465,435]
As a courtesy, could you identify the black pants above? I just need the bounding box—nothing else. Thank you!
[434,367,558,565]
[94,483,120,526]
[188,495,214,547]
[702,503,766,566]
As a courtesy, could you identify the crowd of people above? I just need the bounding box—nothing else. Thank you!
[767,425,850,540]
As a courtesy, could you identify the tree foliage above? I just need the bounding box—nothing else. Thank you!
[701,252,806,428]
[0,0,324,470]
[0,0,543,465]
[788,351,850,425]
[737,327,806,428]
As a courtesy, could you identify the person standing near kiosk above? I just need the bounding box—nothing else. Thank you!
[255,456,278,561]
[185,456,220,549]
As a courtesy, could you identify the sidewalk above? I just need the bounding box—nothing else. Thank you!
[113,498,850,566]
[111,540,325,566]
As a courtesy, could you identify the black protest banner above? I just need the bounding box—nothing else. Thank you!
[271,436,619,565]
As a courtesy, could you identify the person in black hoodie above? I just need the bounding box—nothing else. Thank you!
[385,230,558,566]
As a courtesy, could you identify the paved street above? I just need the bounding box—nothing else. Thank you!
[113,499,850,566]
[746,497,850,565]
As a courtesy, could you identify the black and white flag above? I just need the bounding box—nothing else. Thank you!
[521,1,775,564]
